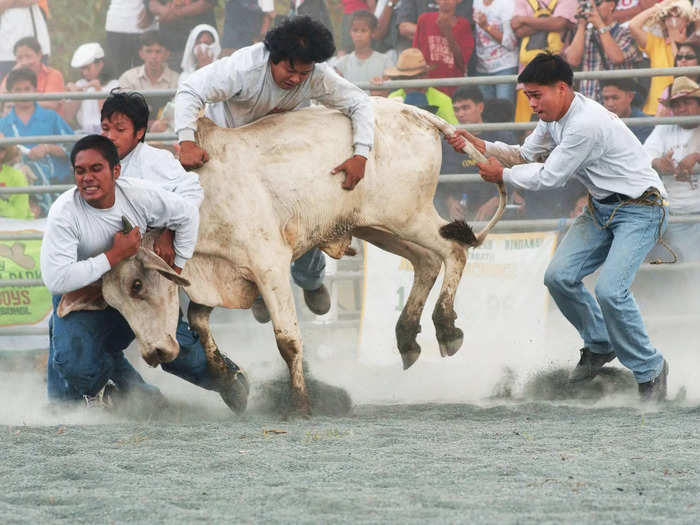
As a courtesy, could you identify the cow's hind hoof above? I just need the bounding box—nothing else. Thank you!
[219,360,250,414]
[401,349,421,370]
[438,327,464,358]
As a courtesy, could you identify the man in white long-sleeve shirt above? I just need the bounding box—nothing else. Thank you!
[41,135,245,407]
[449,53,670,401]
[174,15,375,323]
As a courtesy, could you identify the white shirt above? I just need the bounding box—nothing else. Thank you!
[473,0,518,73]
[40,178,199,295]
[0,5,50,61]
[490,93,666,200]
[120,142,204,208]
[105,0,150,34]
[643,124,700,215]
[75,78,119,134]
[175,43,374,158]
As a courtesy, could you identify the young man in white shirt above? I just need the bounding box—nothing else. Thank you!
[175,15,374,323]
[449,53,670,401]
[41,135,247,410]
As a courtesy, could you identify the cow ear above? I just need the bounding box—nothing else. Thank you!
[136,247,191,287]
[57,284,107,318]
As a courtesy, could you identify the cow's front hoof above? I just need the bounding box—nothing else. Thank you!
[218,359,250,414]
[401,348,421,370]
[437,327,464,357]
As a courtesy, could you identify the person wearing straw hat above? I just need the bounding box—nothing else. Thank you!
[384,47,458,124]
[449,52,671,401]
[644,75,700,261]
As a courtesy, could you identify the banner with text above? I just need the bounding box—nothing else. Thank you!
[359,231,558,367]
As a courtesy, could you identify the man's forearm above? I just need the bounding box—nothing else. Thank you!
[399,21,417,38]
[599,32,625,64]
[522,16,570,33]
[485,141,527,168]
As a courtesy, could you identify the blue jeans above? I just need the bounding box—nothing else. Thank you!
[291,247,326,291]
[478,66,518,103]
[543,197,667,383]
[47,295,215,401]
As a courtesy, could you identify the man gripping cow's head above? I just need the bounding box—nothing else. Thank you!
[264,16,336,90]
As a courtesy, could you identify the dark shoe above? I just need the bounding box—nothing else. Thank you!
[569,347,616,383]
[218,355,250,414]
[251,296,270,324]
[83,380,117,409]
[638,360,668,402]
[303,284,331,315]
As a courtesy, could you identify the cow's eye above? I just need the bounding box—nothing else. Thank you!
[131,279,143,293]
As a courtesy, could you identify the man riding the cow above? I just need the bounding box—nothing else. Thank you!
[174,15,374,324]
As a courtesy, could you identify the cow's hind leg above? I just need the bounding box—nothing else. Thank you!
[392,210,468,358]
[355,227,442,370]
[255,262,310,416]
[188,302,250,414]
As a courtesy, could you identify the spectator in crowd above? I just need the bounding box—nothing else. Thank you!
[398,0,473,54]
[372,0,401,62]
[644,76,700,260]
[613,0,663,24]
[385,48,458,123]
[0,0,51,80]
[473,0,519,104]
[221,0,275,55]
[600,78,654,142]
[656,39,700,114]
[437,87,520,221]
[511,0,577,121]
[105,0,156,78]
[147,0,217,71]
[1,36,65,116]
[0,143,33,219]
[0,68,73,215]
[564,0,642,102]
[150,24,221,133]
[339,0,377,53]
[412,0,474,96]
[629,0,698,115]
[119,31,180,121]
[64,43,119,134]
[288,0,333,33]
[335,11,394,84]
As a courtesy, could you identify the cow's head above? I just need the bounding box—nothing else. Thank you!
[101,246,190,367]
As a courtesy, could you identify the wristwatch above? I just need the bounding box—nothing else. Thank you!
[387,0,395,7]
[598,24,612,34]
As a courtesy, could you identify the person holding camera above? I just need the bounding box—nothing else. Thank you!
[563,0,642,101]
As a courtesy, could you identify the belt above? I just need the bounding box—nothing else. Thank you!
[596,193,631,205]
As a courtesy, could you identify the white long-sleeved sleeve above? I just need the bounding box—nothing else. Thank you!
[141,187,200,268]
[310,64,374,158]
[485,141,525,168]
[40,211,111,295]
[174,56,247,143]
[143,146,204,208]
[503,128,596,192]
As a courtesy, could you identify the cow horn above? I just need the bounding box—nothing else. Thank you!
[122,216,133,234]
[136,247,191,287]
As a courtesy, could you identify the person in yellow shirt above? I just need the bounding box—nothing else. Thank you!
[0,144,33,219]
[629,0,698,115]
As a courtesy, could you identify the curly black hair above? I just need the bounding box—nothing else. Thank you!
[264,16,336,65]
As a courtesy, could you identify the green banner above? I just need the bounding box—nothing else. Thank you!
[0,236,52,327]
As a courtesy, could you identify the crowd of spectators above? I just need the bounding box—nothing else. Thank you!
[0,0,698,260]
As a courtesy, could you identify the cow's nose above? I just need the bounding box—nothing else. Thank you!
[156,347,175,363]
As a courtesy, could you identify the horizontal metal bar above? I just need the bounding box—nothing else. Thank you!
[0,133,177,146]
[0,232,43,240]
[0,184,73,195]
[460,115,700,132]
[0,279,44,287]
[0,326,49,336]
[0,89,176,103]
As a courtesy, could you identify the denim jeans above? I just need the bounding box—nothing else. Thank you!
[478,66,518,103]
[47,295,215,401]
[543,197,667,383]
[291,247,326,291]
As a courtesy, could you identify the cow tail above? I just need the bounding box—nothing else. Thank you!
[410,106,508,247]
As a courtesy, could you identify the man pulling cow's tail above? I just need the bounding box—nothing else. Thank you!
[449,53,670,402]
[174,15,374,323]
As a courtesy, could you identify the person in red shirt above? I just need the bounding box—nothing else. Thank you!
[412,0,474,96]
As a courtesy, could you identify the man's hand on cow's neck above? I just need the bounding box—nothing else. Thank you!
[106,227,141,268]
[477,157,504,184]
[154,229,176,268]
[179,141,209,170]
[332,155,367,190]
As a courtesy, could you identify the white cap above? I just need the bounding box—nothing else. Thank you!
[71,42,105,69]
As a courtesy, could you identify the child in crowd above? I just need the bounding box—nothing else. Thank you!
[335,11,394,85]
[412,0,474,96]
[340,0,377,53]
[0,144,33,220]
[64,43,119,134]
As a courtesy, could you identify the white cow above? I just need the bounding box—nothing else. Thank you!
[91,97,505,414]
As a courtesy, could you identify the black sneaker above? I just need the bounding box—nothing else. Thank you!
[251,296,271,324]
[638,360,668,402]
[569,347,616,383]
[303,284,331,315]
